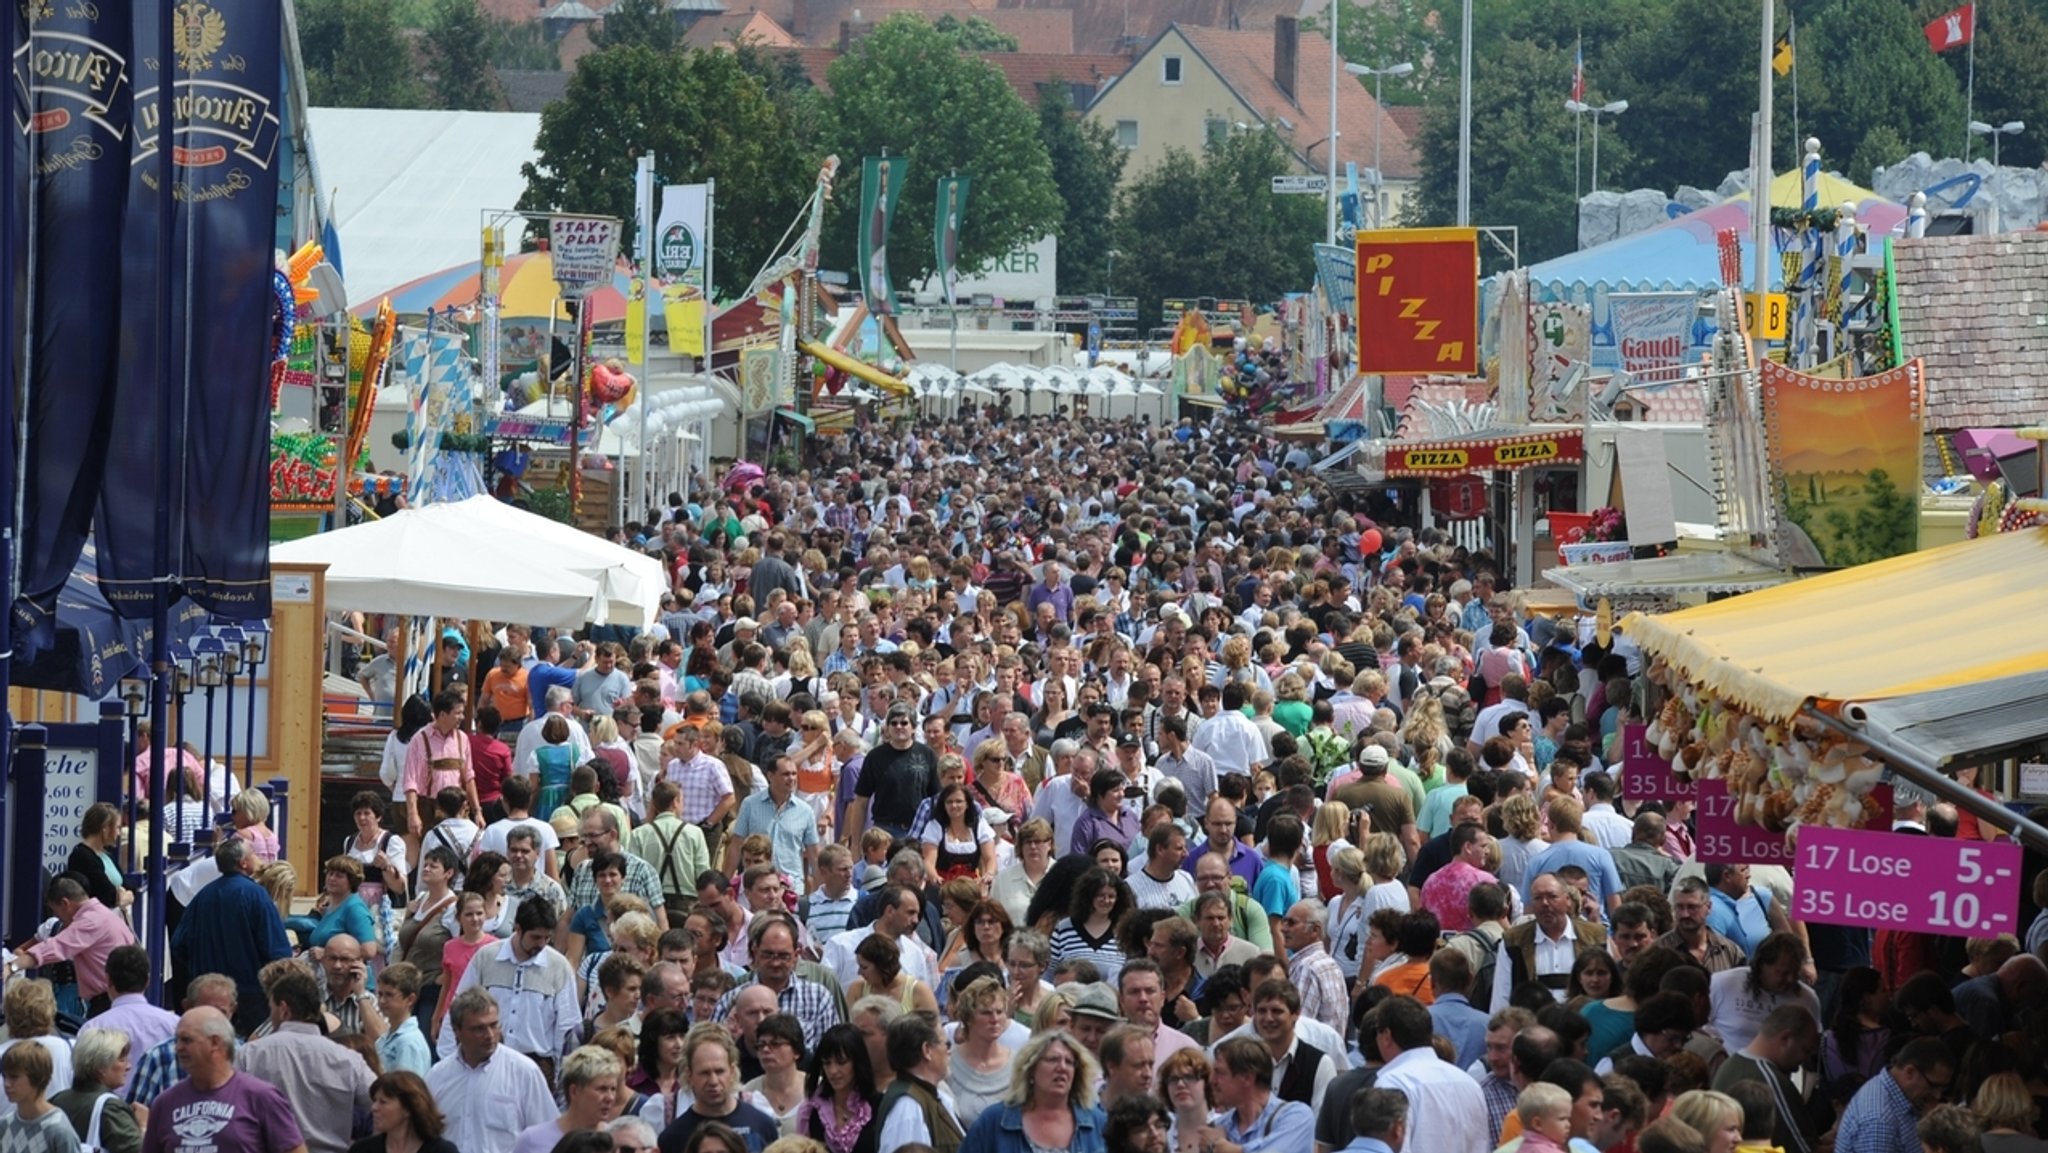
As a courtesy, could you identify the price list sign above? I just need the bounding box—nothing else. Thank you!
[1695,785,1796,866]
[1793,826,2021,938]
[1621,723,1695,805]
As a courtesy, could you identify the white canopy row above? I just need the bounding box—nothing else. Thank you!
[898,362,1165,398]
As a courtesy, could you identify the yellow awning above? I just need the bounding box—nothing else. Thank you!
[1619,527,2048,723]
[797,339,911,397]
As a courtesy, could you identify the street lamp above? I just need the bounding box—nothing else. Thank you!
[1346,61,1413,228]
[1969,120,2025,167]
[1566,98,1628,192]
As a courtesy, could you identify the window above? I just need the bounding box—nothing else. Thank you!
[1162,55,1183,84]
[1205,117,1228,145]
[1116,120,1139,150]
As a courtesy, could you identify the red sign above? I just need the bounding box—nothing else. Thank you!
[1383,431,1584,479]
[1621,724,1696,804]
[1795,826,2019,938]
[1355,228,1479,375]
[1695,786,1796,866]
[1430,476,1487,520]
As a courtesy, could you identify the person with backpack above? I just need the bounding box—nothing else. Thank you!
[1442,881,1511,1008]
[627,779,712,919]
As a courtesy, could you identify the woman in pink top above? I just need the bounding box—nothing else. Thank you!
[230,789,281,863]
[432,891,500,1040]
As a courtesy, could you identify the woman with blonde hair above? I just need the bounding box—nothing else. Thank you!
[1029,987,1081,1036]
[1271,674,1311,736]
[1358,832,1411,917]
[1325,845,1373,983]
[959,1029,1106,1153]
[230,788,280,864]
[1309,801,1352,899]
[1972,1071,2047,1149]
[0,980,72,1093]
[1402,694,1454,760]
[1497,792,1550,891]
[784,642,827,703]
[944,976,1015,1127]
[1668,1090,1743,1153]
[1209,635,1270,695]
[256,861,298,920]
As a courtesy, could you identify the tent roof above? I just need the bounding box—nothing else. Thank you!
[1619,527,2048,723]
[308,108,542,305]
[1525,169,1907,296]
[270,502,602,628]
[438,495,665,628]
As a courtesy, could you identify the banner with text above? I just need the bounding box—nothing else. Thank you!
[933,175,969,308]
[1354,228,1478,374]
[11,0,133,653]
[859,155,907,316]
[98,0,282,619]
[1381,430,1584,478]
[656,183,709,357]
[1610,292,1696,379]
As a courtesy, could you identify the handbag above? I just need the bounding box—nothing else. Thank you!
[79,1092,113,1153]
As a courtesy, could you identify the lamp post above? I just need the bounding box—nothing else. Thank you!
[1456,0,1472,224]
[1565,99,1629,192]
[1326,0,1341,244]
[1969,119,2025,167]
[117,674,149,876]
[241,623,269,798]
[192,637,225,833]
[1345,61,1413,228]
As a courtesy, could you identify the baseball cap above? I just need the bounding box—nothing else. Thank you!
[1069,983,1122,1022]
[1117,732,1142,749]
[1359,745,1391,769]
[735,617,759,630]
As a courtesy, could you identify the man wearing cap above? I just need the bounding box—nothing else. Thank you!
[1067,982,1123,1052]
[848,704,939,840]
[1334,745,1419,862]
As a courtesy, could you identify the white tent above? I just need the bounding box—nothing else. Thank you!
[271,502,601,629]
[440,495,665,628]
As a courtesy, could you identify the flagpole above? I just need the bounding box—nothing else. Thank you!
[1789,14,1800,154]
[1965,21,1976,160]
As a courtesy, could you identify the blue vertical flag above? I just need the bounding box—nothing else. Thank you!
[10,0,133,655]
[97,0,281,620]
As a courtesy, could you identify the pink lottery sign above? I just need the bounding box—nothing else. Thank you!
[1694,786,1796,866]
[1793,825,2022,938]
[1621,723,1695,804]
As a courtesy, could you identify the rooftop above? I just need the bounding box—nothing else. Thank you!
[1892,230,2048,431]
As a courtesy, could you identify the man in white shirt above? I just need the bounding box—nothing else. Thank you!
[821,883,936,990]
[1125,824,1198,911]
[1191,683,1268,779]
[514,686,593,775]
[1371,995,1490,1153]
[425,990,557,1153]
[438,899,582,1066]
[876,1012,965,1149]
[1579,771,1635,850]
[1153,716,1219,815]
[1030,743,1098,853]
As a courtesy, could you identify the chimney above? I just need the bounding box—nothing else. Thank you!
[791,0,807,38]
[1273,16,1298,103]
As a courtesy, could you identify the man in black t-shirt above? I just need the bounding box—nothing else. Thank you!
[850,704,939,838]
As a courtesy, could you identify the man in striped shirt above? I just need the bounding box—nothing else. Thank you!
[800,844,860,948]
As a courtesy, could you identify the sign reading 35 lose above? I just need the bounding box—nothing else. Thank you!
[1793,825,2021,937]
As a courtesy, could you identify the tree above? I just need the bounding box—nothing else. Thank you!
[1949,0,2048,168]
[493,18,561,71]
[1113,129,1320,325]
[1608,0,1766,192]
[822,16,1061,285]
[1037,89,1125,294]
[1404,37,1612,263]
[518,45,817,298]
[932,14,1019,52]
[1800,0,1964,171]
[593,0,680,53]
[297,0,425,108]
[423,0,499,110]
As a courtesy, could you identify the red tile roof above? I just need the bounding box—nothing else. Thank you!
[684,9,800,48]
[993,0,1304,56]
[1169,25,1418,180]
[982,51,1133,102]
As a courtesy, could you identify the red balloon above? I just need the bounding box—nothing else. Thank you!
[1359,528,1384,555]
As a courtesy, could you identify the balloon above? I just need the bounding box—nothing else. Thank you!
[1360,528,1383,555]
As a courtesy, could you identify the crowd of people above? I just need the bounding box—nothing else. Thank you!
[0,406,2040,1153]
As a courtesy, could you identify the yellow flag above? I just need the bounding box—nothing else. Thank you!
[1772,35,1793,76]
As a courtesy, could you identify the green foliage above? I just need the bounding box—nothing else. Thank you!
[1800,0,1966,171]
[297,0,424,109]
[1404,38,1604,263]
[822,16,1061,284]
[1778,467,1916,566]
[493,19,561,71]
[1607,0,1766,193]
[1113,130,1320,328]
[518,45,816,298]
[1848,124,1910,186]
[592,0,680,53]
[1038,90,1126,294]
[1950,0,2048,168]
[423,0,500,110]
[1303,0,1440,106]
[931,14,1019,52]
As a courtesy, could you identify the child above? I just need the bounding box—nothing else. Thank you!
[418,787,481,885]
[1515,1081,1575,1153]
[432,892,499,1041]
[373,962,433,1076]
[583,953,646,1042]
[854,827,893,892]
[0,1042,80,1153]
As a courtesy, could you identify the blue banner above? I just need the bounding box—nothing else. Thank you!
[10,0,133,655]
[97,0,279,620]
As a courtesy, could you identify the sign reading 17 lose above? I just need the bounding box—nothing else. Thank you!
[1354,227,1480,375]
